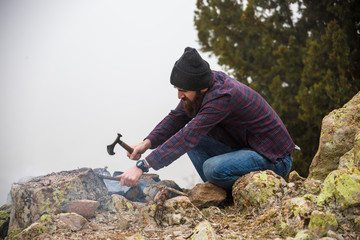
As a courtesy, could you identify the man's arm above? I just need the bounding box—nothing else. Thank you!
[145,101,191,149]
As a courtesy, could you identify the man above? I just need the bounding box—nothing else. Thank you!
[119,47,295,190]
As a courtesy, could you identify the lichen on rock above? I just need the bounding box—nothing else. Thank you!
[308,92,360,181]
[232,170,287,211]
[317,167,360,210]
[308,210,338,237]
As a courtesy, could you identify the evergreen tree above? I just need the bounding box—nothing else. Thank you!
[194,0,360,177]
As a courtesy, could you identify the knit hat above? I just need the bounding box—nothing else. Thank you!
[170,47,213,91]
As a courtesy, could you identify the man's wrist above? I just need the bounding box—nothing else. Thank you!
[136,159,149,172]
[143,139,152,149]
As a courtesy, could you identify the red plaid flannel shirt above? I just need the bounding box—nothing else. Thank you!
[145,71,295,170]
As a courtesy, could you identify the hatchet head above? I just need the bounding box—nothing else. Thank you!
[107,133,134,155]
[107,133,122,155]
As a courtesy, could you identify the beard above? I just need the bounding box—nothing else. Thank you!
[183,91,205,118]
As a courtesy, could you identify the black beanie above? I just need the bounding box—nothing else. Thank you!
[170,47,213,91]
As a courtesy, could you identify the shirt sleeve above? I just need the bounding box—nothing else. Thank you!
[146,94,231,170]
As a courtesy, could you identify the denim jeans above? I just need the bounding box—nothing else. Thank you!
[187,136,292,190]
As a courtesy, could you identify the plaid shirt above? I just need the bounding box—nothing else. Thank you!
[145,71,295,170]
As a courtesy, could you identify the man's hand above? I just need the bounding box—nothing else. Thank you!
[118,166,143,187]
[127,139,152,160]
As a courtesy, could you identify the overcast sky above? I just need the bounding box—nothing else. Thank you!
[0,0,223,204]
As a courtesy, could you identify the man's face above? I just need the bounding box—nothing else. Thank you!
[176,87,197,103]
[175,87,206,118]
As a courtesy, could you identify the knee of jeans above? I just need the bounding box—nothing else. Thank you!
[203,161,222,182]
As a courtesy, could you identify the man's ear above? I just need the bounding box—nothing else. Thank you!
[200,88,208,94]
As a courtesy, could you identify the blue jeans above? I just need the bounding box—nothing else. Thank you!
[187,136,292,190]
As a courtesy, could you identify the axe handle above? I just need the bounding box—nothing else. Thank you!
[120,142,134,154]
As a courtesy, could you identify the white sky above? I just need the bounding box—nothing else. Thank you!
[0,0,223,205]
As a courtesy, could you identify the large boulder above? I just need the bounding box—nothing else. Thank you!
[8,168,108,233]
[308,91,360,180]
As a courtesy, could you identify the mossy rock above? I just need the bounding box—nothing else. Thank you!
[279,195,315,236]
[308,210,338,237]
[317,167,360,210]
[232,170,287,210]
[0,205,11,239]
[162,196,204,227]
[308,92,360,181]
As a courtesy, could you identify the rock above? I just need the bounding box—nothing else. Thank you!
[162,196,204,227]
[0,204,11,239]
[188,182,227,209]
[308,91,360,181]
[290,229,312,240]
[8,213,55,240]
[338,132,360,170]
[58,212,89,231]
[280,195,315,234]
[288,171,306,182]
[308,210,338,237]
[232,170,287,210]
[303,178,322,195]
[189,220,217,240]
[326,230,345,240]
[109,194,139,214]
[12,222,49,239]
[8,168,108,233]
[67,199,100,218]
[316,167,360,210]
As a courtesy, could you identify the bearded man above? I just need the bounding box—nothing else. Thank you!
[119,47,295,191]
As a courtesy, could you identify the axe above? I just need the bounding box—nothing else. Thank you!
[107,133,134,155]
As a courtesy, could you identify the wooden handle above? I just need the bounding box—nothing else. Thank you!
[120,142,134,154]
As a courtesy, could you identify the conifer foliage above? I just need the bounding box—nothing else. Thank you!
[194,0,360,176]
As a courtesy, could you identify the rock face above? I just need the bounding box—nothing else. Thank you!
[308,91,360,180]
[8,168,108,233]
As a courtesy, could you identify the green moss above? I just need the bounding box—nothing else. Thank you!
[151,204,157,211]
[126,202,133,210]
[280,219,287,230]
[294,230,310,240]
[309,211,338,236]
[0,210,10,219]
[6,229,21,239]
[40,214,51,222]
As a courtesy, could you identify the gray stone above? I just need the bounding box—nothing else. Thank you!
[8,168,108,233]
